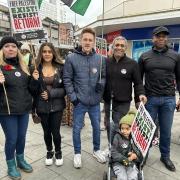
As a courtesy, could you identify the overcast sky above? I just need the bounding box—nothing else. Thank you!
[65,0,103,27]
[0,0,103,27]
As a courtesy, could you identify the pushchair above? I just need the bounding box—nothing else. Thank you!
[102,123,145,180]
[103,156,144,180]
[103,100,145,180]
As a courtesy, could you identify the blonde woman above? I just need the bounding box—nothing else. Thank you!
[0,36,33,180]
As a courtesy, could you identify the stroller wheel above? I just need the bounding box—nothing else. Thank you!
[103,171,107,180]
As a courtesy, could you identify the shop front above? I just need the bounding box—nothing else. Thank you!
[105,24,180,61]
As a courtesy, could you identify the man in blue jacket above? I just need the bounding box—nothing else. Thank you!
[63,27,106,168]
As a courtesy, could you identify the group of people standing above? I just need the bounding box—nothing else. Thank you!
[0,25,179,180]
[0,37,66,179]
[104,26,180,180]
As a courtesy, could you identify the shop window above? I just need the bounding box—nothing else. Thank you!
[132,40,152,61]
[132,39,180,61]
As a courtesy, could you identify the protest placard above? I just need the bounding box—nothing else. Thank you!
[96,37,107,57]
[14,29,44,40]
[7,0,44,40]
[131,102,156,157]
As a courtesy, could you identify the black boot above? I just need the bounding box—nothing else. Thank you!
[160,157,176,172]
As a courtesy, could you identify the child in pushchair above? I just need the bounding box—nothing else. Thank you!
[103,110,144,180]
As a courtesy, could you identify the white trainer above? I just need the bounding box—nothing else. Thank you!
[93,150,106,163]
[55,157,63,166]
[73,154,82,168]
[55,152,63,166]
[45,151,54,166]
[101,148,109,157]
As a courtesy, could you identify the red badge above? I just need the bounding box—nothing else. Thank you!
[3,65,14,71]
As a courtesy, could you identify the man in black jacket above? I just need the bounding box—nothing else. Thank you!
[104,36,147,143]
[138,26,180,172]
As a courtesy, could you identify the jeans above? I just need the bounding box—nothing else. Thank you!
[73,103,101,154]
[38,111,63,153]
[104,101,130,143]
[0,114,29,160]
[113,164,138,180]
[145,96,176,158]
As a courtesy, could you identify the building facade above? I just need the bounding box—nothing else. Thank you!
[0,4,11,39]
[76,0,180,60]
[0,1,72,49]
[40,0,66,23]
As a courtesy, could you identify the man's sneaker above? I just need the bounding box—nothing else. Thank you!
[45,151,54,166]
[101,148,109,157]
[55,152,63,166]
[73,154,82,168]
[93,150,106,163]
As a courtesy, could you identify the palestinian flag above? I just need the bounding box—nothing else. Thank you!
[38,0,44,8]
[61,0,91,16]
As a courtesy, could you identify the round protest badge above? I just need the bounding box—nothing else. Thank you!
[15,71,21,77]
[21,34,27,40]
[59,79,62,83]
[121,69,127,74]
[92,68,97,74]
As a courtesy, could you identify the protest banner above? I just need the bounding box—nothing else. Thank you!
[7,0,44,41]
[14,29,44,40]
[96,37,107,57]
[131,102,156,157]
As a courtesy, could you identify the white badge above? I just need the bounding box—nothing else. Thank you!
[121,143,128,149]
[121,69,127,74]
[15,71,21,77]
[92,68,97,74]
[59,79,62,83]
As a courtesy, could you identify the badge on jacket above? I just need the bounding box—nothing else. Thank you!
[92,68,97,74]
[121,143,128,149]
[15,71,21,77]
[121,69,127,74]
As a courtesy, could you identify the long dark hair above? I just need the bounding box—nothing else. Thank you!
[36,42,63,67]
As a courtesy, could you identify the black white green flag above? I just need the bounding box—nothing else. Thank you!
[62,0,91,16]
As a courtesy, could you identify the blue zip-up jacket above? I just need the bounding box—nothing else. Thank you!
[63,46,106,106]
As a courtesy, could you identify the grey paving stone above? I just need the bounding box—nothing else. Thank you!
[1,107,180,180]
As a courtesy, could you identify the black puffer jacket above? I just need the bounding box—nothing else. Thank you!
[30,63,66,114]
[0,58,32,115]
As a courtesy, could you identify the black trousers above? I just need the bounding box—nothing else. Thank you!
[39,111,63,153]
[104,101,130,143]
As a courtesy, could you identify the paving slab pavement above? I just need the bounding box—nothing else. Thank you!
[0,110,180,180]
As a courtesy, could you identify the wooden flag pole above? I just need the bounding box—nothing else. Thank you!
[0,68,10,115]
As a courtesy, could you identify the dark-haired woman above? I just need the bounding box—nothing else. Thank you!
[31,43,65,166]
